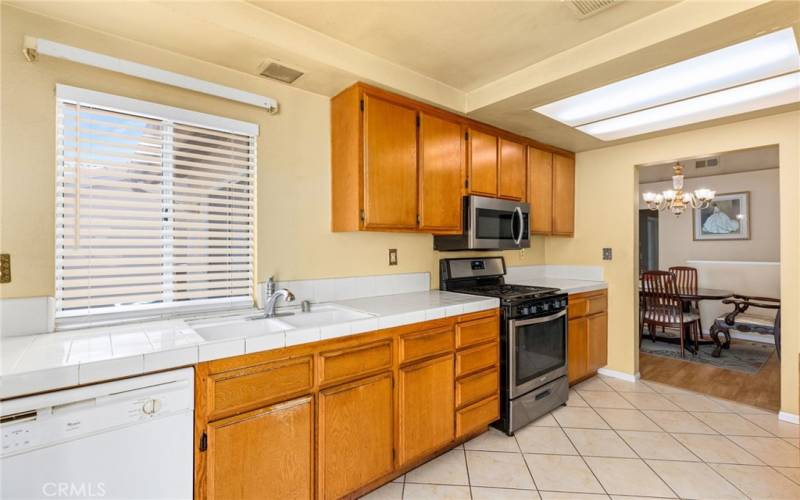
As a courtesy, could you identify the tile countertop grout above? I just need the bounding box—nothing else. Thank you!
[0,282,607,400]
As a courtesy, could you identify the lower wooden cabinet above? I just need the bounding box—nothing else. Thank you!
[206,396,313,500]
[398,353,455,466]
[318,372,394,500]
[567,290,608,384]
[194,309,501,500]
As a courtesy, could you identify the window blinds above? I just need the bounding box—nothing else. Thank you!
[55,86,257,319]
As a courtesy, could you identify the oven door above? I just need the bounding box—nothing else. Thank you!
[469,196,530,250]
[508,310,567,399]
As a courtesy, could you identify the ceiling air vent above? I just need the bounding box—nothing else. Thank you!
[695,157,719,169]
[258,61,304,84]
[566,0,622,19]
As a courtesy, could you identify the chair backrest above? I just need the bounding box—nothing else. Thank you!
[669,266,698,293]
[641,271,683,325]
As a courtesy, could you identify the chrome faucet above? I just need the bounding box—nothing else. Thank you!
[262,277,295,318]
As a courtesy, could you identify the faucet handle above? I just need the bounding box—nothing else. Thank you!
[301,300,312,312]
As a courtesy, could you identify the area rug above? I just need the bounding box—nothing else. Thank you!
[639,331,774,374]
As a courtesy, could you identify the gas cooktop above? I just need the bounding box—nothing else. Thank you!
[455,284,560,301]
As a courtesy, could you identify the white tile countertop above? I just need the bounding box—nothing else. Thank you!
[515,278,608,295]
[0,291,498,400]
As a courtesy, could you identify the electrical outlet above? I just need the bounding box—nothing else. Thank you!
[0,254,10,283]
[602,248,613,261]
[388,249,398,266]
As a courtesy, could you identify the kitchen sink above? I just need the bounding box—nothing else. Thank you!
[277,304,374,329]
[193,318,290,341]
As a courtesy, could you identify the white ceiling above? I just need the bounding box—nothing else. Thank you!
[639,145,780,184]
[251,1,675,91]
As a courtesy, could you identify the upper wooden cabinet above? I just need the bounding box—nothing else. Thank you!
[498,139,526,201]
[419,113,464,234]
[331,82,573,234]
[467,128,498,197]
[528,147,575,237]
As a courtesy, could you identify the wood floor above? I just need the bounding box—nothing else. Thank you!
[639,343,781,411]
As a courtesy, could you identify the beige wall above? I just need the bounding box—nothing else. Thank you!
[0,6,544,301]
[640,169,780,268]
[546,113,799,416]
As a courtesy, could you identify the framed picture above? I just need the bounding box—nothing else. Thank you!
[693,191,750,240]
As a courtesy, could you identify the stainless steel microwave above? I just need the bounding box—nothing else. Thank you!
[434,196,530,251]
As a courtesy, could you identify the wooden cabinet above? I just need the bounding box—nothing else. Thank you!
[552,154,575,235]
[567,290,608,384]
[332,83,573,234]
[498,139,526,201]
[318,372,394,499]
[363,94,418,230]
[419,113,464,234]
[529,147,553,234]
[194,309,501,500]
[529,148,575,237]
[398,354,455,465]
[206,397,313,500]
[467,128,498,197]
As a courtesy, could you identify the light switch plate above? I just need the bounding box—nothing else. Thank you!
[602,248,612,261]
[388,249,398,266]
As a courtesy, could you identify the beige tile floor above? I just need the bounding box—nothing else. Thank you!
[362,375,800,500]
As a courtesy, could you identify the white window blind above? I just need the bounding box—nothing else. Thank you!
[55,86,257,320]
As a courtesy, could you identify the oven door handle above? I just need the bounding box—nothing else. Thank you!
[510,309,566,328]
[512,206,523,246]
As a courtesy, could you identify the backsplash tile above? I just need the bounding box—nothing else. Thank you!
[273,272,430,306]
[506,265,604,282]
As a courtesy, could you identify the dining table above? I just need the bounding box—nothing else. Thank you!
[639,286,735,354]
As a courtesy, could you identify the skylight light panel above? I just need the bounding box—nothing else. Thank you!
[533,28,800,128]
[576,72,800,141]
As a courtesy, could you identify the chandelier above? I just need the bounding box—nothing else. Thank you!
[642,164,715,216]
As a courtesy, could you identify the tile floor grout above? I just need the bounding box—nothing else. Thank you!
[364,375,800,499]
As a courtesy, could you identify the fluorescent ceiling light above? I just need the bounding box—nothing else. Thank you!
[533,28,800,128]
[577,72,800,141]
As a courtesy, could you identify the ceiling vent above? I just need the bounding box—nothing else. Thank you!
[565,0,622,19]
[695,157,719,169]
[258,61,304,84]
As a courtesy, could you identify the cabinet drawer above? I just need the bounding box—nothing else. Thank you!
[587,293,607,316]
[568,297,588,319]
[456,368,498,408]
[319,340,392,387]
[399,326,453,364]
[455,316,498,349]
[208,356,313,418]
[456,342,497,377]
[456,395,499,438]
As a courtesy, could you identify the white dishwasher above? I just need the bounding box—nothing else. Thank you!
[1,367,194,500]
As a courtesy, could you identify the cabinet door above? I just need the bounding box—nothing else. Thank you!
[588,313,608,373]
[318,372,394,499]
[567,317,588,384]
[207,396,313,500]
[498,139,526,201]
[467,129,498,197]
[529,147,553,235]
[363,94,418,230]
[398,354,455,466]
[419,113,464,234]
[552,153,575,236]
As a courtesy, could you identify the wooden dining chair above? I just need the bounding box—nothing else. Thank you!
[640,271,701,357]
[668,266,702,336]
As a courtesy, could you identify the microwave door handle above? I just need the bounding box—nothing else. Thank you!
[513,206,523,245]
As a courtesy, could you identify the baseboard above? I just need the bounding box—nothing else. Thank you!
[778,411,800,424]
[597,367,640,382]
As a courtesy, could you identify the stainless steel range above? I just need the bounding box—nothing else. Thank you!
[440,256,569,435]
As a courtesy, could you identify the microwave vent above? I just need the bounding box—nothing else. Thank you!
[695,157,719,169]
[259,61,304,84]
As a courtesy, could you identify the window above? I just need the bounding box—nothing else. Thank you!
[55,85,257,321]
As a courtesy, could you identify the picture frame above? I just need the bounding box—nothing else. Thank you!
[693,191,750,241]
